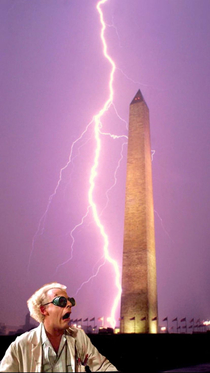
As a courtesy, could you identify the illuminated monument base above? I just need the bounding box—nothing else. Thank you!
[120,90,158,333]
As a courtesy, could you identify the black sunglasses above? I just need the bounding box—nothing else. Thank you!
[43,296,76,308]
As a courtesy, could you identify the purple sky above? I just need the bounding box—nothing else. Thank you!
[1,0,210,330]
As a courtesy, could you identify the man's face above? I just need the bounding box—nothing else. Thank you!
[42,288,73,331]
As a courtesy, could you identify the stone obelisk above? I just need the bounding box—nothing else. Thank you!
[120,90,158,333]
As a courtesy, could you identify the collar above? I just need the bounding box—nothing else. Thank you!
[41,323,48,345]
[41,323,67,348]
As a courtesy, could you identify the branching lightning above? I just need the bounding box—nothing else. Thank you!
[28,119,94,273]
[151,149,156,161]
[84,0,122,328]
[55,205,91,274]
[64,0,125,328]
[29,0,126,329]
[58,0,123,328]
[75,258,106,296]
[154,209,174,244]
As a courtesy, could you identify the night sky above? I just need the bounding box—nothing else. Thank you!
[1,0,210,331]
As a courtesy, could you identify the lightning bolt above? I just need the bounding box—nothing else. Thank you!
[29,0,124,328]
[71,0,124,328]
[84,0,122,329]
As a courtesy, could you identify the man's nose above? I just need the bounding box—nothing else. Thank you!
[67,300,72,308]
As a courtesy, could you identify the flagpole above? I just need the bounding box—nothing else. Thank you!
[140,316,146,333]
[83,318,88,331]
[119,317,124,333]
[190,318,194,333]
[98,317,104,328]
[129,317,135,333]
[90,317,95,332]
[162,317,168,333]
[180,318,187,333]
[172,317,178,333]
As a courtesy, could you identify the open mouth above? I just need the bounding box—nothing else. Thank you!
[62,312,70,320]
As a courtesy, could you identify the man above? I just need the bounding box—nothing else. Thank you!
[0,282,118,372]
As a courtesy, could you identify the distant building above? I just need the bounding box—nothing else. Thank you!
[0,323,6,335]
[22,312,36,332]
[4,313,36,336]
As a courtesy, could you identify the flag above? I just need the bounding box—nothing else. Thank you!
[141,316,146,321]
[180,318,186,322]
[73,319,78,323]
[83,318,88,322]
[190,318,194,323]
[130,317,135,320]
[162,317,168,322]
[98,317,104,321]
[90,317,95,322]
[172,318,177,322]
[78,318,82,322]
[152,317,157,321]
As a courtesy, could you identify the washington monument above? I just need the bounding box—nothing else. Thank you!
[120,89,158,333]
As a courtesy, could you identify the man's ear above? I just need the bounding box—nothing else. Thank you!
[40,305,48,316]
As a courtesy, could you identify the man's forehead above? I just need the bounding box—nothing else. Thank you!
[47,288,68,298]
